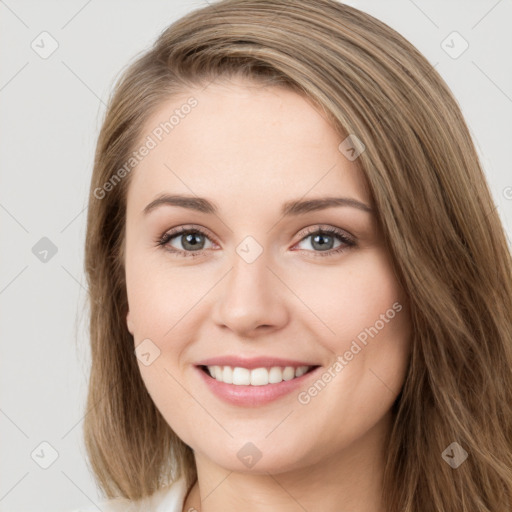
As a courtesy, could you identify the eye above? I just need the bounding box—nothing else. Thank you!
[156,225,216,258]
[292,225,356,257]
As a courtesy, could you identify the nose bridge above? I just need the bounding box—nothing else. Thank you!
[226,239,274,307]
[229,243,269,292]
[212,236,288,334]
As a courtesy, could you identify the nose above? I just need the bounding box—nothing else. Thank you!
[211,248,290,338]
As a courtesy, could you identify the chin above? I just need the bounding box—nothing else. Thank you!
[196,437,315,475]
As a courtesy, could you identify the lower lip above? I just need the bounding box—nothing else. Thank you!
[195,365,322,407]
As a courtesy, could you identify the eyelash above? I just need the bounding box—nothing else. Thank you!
[155,224,356,259]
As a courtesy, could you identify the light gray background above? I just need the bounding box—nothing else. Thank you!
[1,1,511,510]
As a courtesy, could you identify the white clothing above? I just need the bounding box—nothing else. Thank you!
[70,476,188,512]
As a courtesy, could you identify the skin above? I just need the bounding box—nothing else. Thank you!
[124,77,411,512]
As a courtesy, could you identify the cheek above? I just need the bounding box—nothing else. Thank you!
[291,253,410,451]
[293,250,406,346]
[125,246,200,338]
[323,251,410,401]
[298,249,411,397]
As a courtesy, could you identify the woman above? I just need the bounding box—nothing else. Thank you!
[75,0,512,510]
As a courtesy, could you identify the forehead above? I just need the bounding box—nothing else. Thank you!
[126,79,371,211]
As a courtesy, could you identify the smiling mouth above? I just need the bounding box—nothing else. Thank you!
[199,364,320,386]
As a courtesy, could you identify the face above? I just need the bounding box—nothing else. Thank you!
[124,77,411,474]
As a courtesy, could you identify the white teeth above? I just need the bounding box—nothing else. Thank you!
[250,368,269,386]
[232,367,250,385]
[295,366,309,377]
[222,365,233,384]
[268,366,283,383]
[206,365,312,385]
[282,366,295,381]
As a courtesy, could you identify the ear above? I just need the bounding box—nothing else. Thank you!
[126,310,134,335]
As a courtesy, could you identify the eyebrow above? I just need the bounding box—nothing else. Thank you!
[143,194,373,216]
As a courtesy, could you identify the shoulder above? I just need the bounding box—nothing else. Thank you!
[70,477,188,512]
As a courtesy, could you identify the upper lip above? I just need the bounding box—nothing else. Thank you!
[195,356,321,370]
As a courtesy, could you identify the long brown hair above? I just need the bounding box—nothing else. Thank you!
[83,0,512,509]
